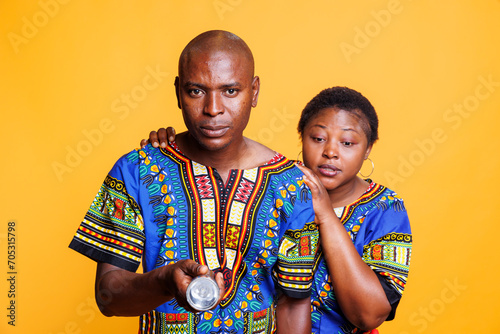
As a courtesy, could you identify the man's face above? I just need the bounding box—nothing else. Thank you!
[176,50,260,152]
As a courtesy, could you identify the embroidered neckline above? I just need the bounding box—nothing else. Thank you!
[334,181,381,219]
[166,141,286,171]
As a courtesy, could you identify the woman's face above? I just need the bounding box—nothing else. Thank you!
[302,107,372,192]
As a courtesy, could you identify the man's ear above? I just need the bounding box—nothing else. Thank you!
[251,76,260,108]
[174,76,181,109]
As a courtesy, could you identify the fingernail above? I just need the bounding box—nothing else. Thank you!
[153,142,159,148]
[161,142,167,148]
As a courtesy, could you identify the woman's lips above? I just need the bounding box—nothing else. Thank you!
[318,164,339,177]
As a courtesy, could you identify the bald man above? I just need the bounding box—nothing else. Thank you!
[69,31,318,334]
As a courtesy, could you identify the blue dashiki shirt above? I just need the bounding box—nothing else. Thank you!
[69,143,319,334]
[311,181,412,334]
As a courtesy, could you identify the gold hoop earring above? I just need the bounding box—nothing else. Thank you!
[297,151,302,162]
[359,157,374,178]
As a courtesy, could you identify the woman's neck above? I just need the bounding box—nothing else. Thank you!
[328,177,370,208]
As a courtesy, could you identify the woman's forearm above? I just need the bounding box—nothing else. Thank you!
[275,295,311,334]
[318,214,391,330]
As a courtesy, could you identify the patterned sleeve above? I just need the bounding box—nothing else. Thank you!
[68,151,146,272]
[273,173,319,299]
[360,193,412,320]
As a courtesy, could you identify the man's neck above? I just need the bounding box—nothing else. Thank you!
[176,132,255,183]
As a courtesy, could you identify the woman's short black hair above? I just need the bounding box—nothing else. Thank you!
[297,86,379,145]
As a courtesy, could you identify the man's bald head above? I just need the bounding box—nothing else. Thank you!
[174,30,261,153]
[178,30,255,77]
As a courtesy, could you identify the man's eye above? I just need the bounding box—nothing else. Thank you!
[226,88,237,95]
[189,89,202,96]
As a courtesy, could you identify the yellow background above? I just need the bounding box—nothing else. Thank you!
[1,1,499,333]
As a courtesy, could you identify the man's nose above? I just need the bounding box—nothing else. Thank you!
[204,92,224,116]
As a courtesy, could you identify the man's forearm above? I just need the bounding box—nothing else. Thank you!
[95,259,213,316]
[96,263,174,317]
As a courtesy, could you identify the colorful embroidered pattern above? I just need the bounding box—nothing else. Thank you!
[363,232,412,295]
[70,175,145,271]
[69,143,318,334]
[139,311,196,334]
[275,221,318,292]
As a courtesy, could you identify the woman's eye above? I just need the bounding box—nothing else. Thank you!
[312,137,325,142]
[342,141,353,146]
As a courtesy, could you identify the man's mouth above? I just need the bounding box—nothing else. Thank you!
[200,125,230,138]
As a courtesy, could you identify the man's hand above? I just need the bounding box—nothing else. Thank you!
[161,259,225,313]
[140,127,177,148]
